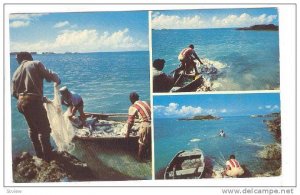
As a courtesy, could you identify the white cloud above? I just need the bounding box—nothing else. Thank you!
[220,109,227,113]
[265,105,272,109]
[154,103,229,117]
[10,28,148,53]
[154,103,203,117]
[260,104,280,111]
[211,13,277,28]
[152,14,204,29]
[9,13,46,28]
[10,20,30,28]
[272,105,279,110]
[9,13,46,20]
[54,21,70,28]
[152,11,161,18]
[152,13,277,29]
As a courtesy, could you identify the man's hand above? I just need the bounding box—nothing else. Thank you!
[43,96,52,103]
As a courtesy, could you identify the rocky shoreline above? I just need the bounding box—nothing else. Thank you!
[13,151,95,182]
[255,113,281,177]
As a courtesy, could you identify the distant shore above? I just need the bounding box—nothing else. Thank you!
[178,115,221,121]
[236,24,278,31]
[250,112,280,118]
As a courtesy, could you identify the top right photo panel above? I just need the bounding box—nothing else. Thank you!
[151,8,279,93]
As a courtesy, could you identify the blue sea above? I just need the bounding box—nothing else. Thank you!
[152,29,280,90]
[10,51,151,180]
[154,116,280,178]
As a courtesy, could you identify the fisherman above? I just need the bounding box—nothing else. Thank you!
[59,86,86,127]
[126,92,151,161]
[12,52,61,162]
[152,59,174,92]
[223,154,244,177]
[178,44,203,75]
[219,129,225,137]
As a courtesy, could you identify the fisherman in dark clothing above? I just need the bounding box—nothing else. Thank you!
[12,52,61,162]
[152,59,174,92]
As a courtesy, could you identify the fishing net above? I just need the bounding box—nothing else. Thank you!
[44,84,75,152]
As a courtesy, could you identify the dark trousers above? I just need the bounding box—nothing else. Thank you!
[17,96,53,161]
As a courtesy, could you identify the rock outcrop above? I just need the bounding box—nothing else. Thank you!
[265,115,281,142]
[13,151,95,183]
[258,143,281,160]
[255,167,281,177]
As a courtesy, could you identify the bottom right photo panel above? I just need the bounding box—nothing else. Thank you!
[153,93,281,179]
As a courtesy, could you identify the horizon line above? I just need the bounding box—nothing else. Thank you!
[152,23,279,30]
[10,50,149,55]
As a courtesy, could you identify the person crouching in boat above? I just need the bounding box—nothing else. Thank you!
[178,44,203,75]
[223,154,244,177]
[59,86,86,127]
[126,92,151,161]
[152,59,174,93]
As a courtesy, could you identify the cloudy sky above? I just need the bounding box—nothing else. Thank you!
[9,11,148,53]
[152,8,278,29]
[153,93,280,118]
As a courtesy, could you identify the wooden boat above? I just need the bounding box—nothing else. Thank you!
[164,149,205,179]
[72,112,140,144]
[169,59,217,92]
[170,70,204,92]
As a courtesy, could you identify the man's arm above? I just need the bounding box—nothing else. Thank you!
[37,61,61,85]
[61,97,69,106]
[11,80,18,99]
[126,122,134,138]
[193,52,203,64]
[126,106,136,138]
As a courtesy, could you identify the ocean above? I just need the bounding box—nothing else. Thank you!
[10,51,151,180]
[154,116,280,178]
[152,28,280,91]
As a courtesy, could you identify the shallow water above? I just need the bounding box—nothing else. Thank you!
[10,51,151,180]
[154,116,280,178]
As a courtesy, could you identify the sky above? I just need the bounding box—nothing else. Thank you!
[9,11,149,53]
[153,93,280,118]
[152,8,278,29]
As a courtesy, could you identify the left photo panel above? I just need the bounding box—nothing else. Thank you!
[10,11,152,182]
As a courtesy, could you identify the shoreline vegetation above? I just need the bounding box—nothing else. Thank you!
[178,115,221,121]
[236,24,279,31]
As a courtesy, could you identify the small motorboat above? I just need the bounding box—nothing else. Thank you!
[164,149,205,179]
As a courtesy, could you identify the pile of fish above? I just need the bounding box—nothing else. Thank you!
[73,117,139,139]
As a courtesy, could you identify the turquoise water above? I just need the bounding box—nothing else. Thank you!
[154,116,279,178]
[152,29,280,90]
[10,51,151,180]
